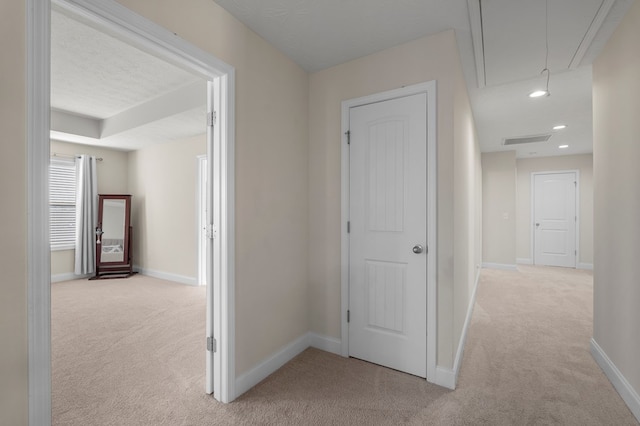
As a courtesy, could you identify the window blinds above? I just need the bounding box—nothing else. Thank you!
[50,158,77,250]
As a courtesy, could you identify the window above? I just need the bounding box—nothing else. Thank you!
[50,158,77,250]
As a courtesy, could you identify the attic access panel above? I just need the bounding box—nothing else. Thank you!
[481,0,604,86]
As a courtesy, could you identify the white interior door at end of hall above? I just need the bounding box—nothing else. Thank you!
[534,172,577,268]
[348,93,427,378]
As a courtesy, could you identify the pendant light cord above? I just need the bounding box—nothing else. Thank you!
[541,0,550,94]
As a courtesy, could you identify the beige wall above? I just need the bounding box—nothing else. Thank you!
[50,141,130,276]
[308,30,481,369]
[516,154,593,265]
[116,0,310,375]
[452,66,483,364]
[127,135,205,278]
[0,0,27,423]
[593,0,640,399]
[481,151,516,266]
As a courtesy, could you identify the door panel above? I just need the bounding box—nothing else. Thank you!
[533,172,577,268]
[349,93,427,378]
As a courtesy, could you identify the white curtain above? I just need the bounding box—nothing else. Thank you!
[74,155,98,275]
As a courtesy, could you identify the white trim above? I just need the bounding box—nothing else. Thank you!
[340,81,438,383]
[235,333,310,398]
[516,258,533,265]
[28,2,237,421]
[467,0,485,88]
[435,367,456,390]
[309,332,342,355]
[133,266,198,287]
[590,338,640,422]
[577,263,594,271]
[451,268,481,387]
[482,262,517,271]
[27,0,52,423]
[569,0,616,68]
[51,273,91,283]
[531,170,579,268]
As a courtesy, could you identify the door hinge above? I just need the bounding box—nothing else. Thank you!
[345,130,351,145]
[207,111,217,127]
[207,336,216,352]
[575,250,577,256]
[574,181,577,187]
[206,224,217,240]
[347,221,350,233]
[347,310,350,323]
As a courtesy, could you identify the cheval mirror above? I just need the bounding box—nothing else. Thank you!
[90,194,136,279]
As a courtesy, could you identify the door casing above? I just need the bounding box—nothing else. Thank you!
[340,81,437,384]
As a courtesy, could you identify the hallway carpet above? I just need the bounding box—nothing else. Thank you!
[52,268,638,425]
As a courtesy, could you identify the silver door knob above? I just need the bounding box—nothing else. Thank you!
[535,223,540,227]
[412,245,423,254]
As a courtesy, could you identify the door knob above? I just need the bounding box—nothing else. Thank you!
[535,223,540,227]
[412,245,424,254]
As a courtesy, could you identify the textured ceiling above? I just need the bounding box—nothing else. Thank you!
[51,8,206,150]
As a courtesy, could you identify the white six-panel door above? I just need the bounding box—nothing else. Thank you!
[348,93,427,378]
[533,172,577,268]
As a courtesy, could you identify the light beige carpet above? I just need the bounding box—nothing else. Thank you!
[52,268,638,425]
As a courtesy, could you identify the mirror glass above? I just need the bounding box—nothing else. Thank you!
[101,199,126,263]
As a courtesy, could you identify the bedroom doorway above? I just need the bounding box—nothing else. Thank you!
[28,0,236,422]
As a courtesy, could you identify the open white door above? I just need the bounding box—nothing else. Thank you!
[533,172,577,268]
[205,82,215,394]
[348,93,428,378]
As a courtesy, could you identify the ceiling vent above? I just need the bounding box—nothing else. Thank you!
[503,133,552,146]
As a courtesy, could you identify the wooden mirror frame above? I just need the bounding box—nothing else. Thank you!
[91,194,136,279]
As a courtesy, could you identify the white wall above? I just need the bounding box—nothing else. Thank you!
[127,135,206,281]
[49,140,130,278]
[516,154,593,266]
[481,151,516,267]
[308,30,482,370]
[593,0,640,415]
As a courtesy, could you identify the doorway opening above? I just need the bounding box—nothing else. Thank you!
[27,0,236,422]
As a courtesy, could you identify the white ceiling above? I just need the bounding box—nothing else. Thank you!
[51,8,207,151]
[212,0,635,159]
[53,1,635,157]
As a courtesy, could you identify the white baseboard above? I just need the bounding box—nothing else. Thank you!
[235,333,310,398]
[517,258,532,265]
[434,366,456,390]
[482,262,517,271]
[577,262,594,271]
[134,265,199,286]
[591,338,640,422]
[449,268,482,388]
[309,332,341,355]
[51,272,91,283]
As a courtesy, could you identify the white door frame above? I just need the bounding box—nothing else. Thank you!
[27,1,236,423]
[340,81,438,383]
[530,170,580,267]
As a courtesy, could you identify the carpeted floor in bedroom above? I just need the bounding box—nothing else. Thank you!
[51,266,639,425]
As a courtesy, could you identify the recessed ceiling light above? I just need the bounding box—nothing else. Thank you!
[553,124,567,130]
[559,145,569,149]
[529,90,549,98]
